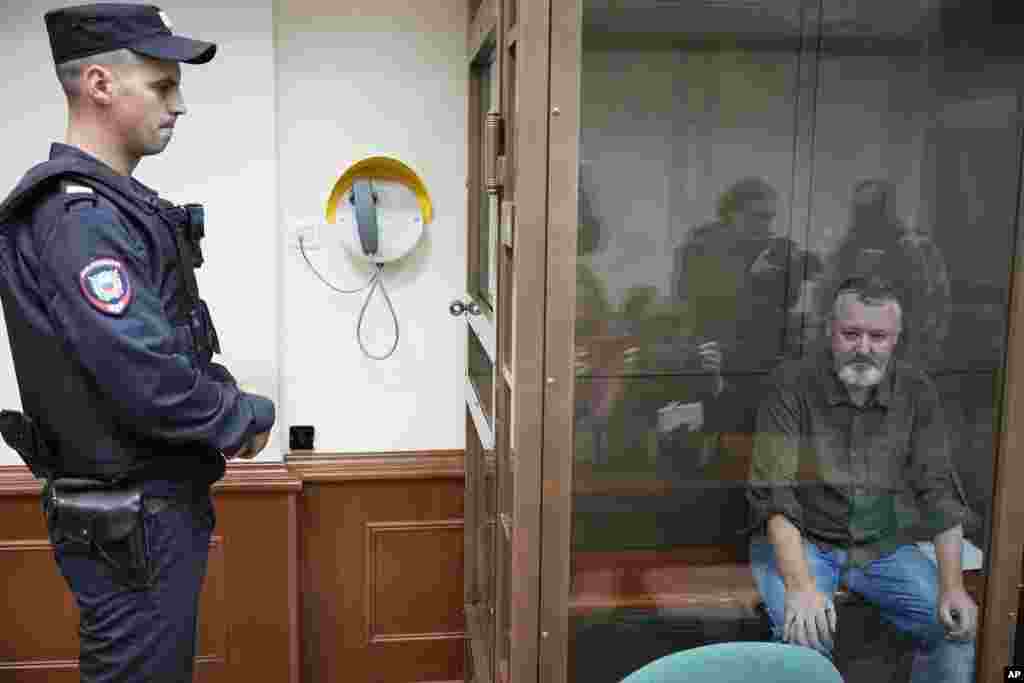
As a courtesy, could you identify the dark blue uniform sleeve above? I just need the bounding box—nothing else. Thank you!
[35,200,273,453]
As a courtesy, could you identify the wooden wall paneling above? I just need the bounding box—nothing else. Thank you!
[291,452,466,683]
[0,463,301,683]
[193,533,227,680]
[0,472,86,683]
[0,453,465,683]
[365,520,465,644]
[209,463,302,683]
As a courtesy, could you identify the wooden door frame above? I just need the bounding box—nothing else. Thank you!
[465,3,501,682]
[981,119,1024,680]
[506,0,548,678]
[537,0,575,678]
[535,0,1024,680]
[465,0,549,680]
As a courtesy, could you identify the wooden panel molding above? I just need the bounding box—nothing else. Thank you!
[287,449,464,482]
[366,520,466,645]
[0,452,465,683]
[0,464,43,496]
[299,452,466,683]
[0,461,304,496]
[215,461,304,493]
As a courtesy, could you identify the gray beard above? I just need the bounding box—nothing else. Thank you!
[838,362,884,388]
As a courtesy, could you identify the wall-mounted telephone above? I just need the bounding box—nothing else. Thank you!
[349,179,379,257]
[295,157,433,360]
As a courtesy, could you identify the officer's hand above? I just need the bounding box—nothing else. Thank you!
[240,431,271,459]
[223,441,251,460]
[783,587,836,651]
[939,587,978,641]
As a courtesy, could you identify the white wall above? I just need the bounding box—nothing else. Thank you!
[0,0,466,465]
[275,0,466,453]
[0,1,279,464]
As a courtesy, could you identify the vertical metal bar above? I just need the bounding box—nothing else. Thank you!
[786,0,823,358]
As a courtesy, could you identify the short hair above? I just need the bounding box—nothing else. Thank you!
[831,276,903,321]
[56,48,145,99]
[716,177,777,223]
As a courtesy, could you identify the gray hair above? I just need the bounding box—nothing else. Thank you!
[56,48,146,99]
[831,275,903,328]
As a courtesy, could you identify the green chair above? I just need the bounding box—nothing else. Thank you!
[618,642,843,683]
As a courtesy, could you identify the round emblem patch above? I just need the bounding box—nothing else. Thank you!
[79,258,132,315]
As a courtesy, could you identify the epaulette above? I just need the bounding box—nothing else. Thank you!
[58,180,98,211]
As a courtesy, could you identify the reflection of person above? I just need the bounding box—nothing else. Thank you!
[815,179,951,369]
[653,179,820,542]
[0,6,275,681]
[747,277,976,682]
[671,177,821,370]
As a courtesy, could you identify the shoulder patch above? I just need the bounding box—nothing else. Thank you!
[79,258,132,315]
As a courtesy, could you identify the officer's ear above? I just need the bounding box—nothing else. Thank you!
[80,63,118,106]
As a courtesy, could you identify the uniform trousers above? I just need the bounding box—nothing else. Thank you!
[49,492,215,682]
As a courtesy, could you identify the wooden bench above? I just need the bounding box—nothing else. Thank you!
[571,550,761,617]
[571,548,985,616]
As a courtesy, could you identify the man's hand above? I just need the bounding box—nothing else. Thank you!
[574,346,591,377]
[750,247,783,277]
[783,587,836,651]
[698,340,725,396]
[938,587,978,641]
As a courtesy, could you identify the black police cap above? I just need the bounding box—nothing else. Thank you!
[45,4,216,66]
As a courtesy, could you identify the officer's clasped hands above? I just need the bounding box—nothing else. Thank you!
[225,431,272,460]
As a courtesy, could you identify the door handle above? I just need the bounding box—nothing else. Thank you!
[450,299,483,317]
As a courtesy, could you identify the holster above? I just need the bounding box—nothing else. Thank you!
[0,410,55,480]
[47,478,149,588]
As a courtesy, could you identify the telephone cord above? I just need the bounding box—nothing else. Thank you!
[298,236,401,360]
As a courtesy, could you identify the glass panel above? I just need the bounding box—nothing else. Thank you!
[571,4,803,680]
[466,410,495,683]
[482,452,497,678]
[469,324,494,427]
[472,56,500,313]
[803,12,1022,677]
[496,528,512,683]
[568,1,1021,681]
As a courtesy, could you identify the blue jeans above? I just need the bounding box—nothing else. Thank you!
[50,493,215,683]
[750,536,975,683]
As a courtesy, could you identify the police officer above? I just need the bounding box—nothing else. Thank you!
[0,5,275,681]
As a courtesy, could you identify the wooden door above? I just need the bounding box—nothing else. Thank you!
[462,0,547,681]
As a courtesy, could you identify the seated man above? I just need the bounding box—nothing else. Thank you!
[746,276,977,682]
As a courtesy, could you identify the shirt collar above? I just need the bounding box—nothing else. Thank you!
[818,348,895,409]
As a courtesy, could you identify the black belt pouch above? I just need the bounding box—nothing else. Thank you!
[47,478,149,588]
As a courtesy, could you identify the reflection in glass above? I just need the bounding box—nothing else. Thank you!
[569,1,1020,681]
[473,58,499,311]
[469,326,494,427]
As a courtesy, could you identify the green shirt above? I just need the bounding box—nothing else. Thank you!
[747,350,973,567]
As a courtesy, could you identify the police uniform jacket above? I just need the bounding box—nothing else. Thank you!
[0,144,274,494]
